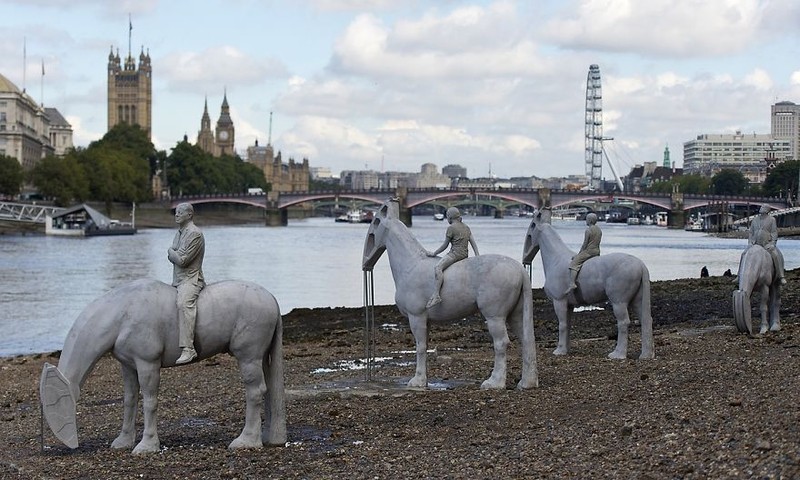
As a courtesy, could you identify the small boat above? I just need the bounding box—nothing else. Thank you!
[433,213,445,221]
[626,217,640,226]
[684,215,704,232]
[46,203,136,236]
[641,215,654,226]
[336,209,371,224]
[656,212,668,227]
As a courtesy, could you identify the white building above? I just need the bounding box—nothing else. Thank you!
[772,100,800,161]
[683,131,791,181]
[0,72,72,169]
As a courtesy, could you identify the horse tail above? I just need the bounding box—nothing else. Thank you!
[263,307,287,445]
[518,271,539,388]
[638,263,655,360]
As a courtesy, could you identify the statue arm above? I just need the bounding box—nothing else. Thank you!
[469,236,479,256]
[170,233,205,267]
[428,239,449,257]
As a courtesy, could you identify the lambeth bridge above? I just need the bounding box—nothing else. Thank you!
[169,187,790,227]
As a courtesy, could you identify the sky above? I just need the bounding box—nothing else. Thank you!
[2,0,800,181]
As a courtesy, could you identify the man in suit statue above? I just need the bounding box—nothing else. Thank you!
[168,203,206,364]
[749,205,786,285]
[566,212,602,296]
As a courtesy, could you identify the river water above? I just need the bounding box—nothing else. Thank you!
[1,215,798,357]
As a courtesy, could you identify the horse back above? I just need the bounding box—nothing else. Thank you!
[110,279,280,365]
[577,253,647,304]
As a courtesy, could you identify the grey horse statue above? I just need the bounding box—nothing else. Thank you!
[39,278,286,454]
[733,244,781,335]
[362,199,538,390]
[522,209,654,360]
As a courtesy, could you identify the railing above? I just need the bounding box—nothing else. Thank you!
[0,202,63,223]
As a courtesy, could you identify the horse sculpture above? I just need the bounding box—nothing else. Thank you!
[733,244,781,335]
[522,210,654,360]
[39,279,286,454]
[362,199,538,390]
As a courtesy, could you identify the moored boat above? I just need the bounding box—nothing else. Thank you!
[46,204,136,236]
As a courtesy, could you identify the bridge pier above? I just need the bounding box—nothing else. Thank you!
[669,190,684,228]
[265,203,287,226]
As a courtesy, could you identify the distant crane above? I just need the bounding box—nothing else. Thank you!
[584,64,624,192]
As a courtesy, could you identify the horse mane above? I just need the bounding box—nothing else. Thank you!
[388,217,429,258]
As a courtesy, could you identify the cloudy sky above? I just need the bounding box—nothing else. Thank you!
[2,0,799,180]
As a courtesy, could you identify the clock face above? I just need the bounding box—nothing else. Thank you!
[219,130,229,141]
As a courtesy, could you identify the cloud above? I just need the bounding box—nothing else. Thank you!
[159,46,289,93]
[541,0,764,57]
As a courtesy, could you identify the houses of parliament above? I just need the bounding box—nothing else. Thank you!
[107,42,308,193]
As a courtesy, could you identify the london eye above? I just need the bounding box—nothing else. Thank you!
[585,64,603,190]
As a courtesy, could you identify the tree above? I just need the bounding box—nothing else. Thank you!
[29,152,89,206]
[645,174,710,195]
[165,140,268,195]
[710,169,749,195]
[0,154,23,197]
[763,160,800,198]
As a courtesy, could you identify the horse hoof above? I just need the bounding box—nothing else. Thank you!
[552,348,568,356]
[407,377,427,388]
[516,378,539,389]
[607,351,627,360]
[132,441,160,455]
[638,352,655,360]
[111,436,134,449]
[229,437,263,450]
[480,379,505,389]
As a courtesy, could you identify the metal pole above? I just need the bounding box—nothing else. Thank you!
[363,270,376,381]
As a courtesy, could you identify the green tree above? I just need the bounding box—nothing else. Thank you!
[165,140,268,195]
[0,154,23,197]
[29,152,89,206]
[645,174,710,195]
[763,160,800,198]
[710,169,749,195]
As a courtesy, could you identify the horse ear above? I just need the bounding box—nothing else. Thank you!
[386,198,400,219]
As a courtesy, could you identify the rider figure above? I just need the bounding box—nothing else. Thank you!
[749,205,786,285]
[426,207,479,308]
[168,203,206,364]
[566,212,601,296]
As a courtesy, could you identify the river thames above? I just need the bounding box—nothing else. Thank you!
[1,215,798,357]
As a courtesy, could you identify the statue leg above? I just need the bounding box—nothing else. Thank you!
[132,363,161,454]
[111,363,139,449]
[176,284,199,364]
[758,284,770,335]
[608,303,631,359]
[769,284,781,332]
[481,316,510,389]
[552,299,571,356]
[229,359,265,449]
[406,314,428,388]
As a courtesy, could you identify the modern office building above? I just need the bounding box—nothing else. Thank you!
[772,100,800,161]
[683,131,791,181]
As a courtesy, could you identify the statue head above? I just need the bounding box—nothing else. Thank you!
[759,205,770,216]
[446,207,462,223]
[175,203,195,227]
[586,213,598,225]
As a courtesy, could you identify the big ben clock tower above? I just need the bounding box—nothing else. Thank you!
[215,91,234,156]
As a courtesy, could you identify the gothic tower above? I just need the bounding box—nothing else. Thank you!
[197,97,215,154]
[107,46,152,139]
[215,91,234,156]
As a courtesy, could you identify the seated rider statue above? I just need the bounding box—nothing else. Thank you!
[566,212,601,296]
[168,203,206,364]
[749,205,786,285]
[426,207,479,308]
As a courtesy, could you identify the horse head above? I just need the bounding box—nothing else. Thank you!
[362,198,398,271]
[522,208,551,265]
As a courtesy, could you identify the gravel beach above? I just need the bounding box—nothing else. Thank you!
[1,273,799,479]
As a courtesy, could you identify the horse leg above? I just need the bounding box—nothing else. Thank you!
[552,300,571,356]
[111,363,139,449]
[758,284,770,335]
[230,358,266,449]
[407,314,428,388]
[481,316,510,389]
[608,303,630,360]
[132,362,161,454]
[769,285,782,332]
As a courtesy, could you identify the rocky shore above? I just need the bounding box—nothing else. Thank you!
[1,273,799,479]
